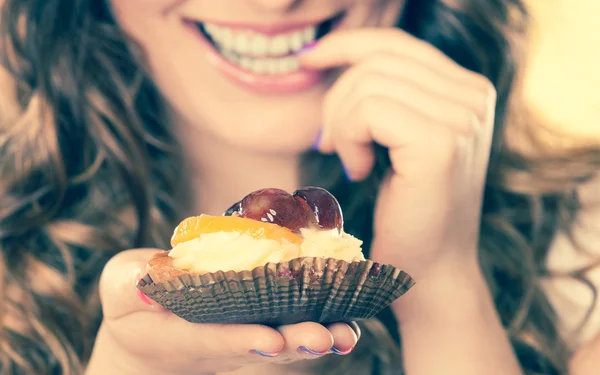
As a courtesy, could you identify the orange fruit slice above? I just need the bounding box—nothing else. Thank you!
[170,214,303,247]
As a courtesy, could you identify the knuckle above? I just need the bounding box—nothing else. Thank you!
[474,103,488,126]
[471,77,496,126]
[480,77,497,101]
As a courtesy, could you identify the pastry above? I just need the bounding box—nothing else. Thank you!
[137,187,414,325]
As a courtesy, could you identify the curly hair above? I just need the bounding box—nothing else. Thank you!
[0,0,598,374]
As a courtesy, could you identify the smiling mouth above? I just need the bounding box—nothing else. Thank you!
[188,13,344,75]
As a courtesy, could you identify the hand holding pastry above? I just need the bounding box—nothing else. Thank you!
[300,28,496,288]
[90,249,361,375]
[91,187,412,375]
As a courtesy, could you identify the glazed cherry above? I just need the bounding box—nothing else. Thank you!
[293,187,343,232]
[223,201,242,216]
[237,188,317,232]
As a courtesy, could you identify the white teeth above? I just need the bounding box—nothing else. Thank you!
[239,57,253,70]
[221,50,239,64]
[251,34,269,56]
[221,51,301,75]
[252,59,267,74]
[202,22,319,73]
[267,59,280,74]
[269,35,289,56]
[303,26,317,44]
[280,56,299,73]
[234,34,251,54]
[204,24,220,37]
[220,28,234,50]
[289,31,304,52]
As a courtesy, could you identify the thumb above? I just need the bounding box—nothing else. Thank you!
[98,248,287,358]
[99,248,164,320]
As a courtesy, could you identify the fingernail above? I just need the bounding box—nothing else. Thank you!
[296,41,318,55]
[298,346,328,356]
[136,289,153,306]
[329,346,354,356]
[312,128,323,150]
[251,349,279,358]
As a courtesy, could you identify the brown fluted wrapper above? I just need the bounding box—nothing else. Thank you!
[137,257,415,325]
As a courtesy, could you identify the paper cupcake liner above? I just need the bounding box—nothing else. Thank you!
[137,257,415,325]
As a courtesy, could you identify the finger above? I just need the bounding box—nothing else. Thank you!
[109,311,286,360]
[334,141,374,181]
[101,249,285,358]
[324,70,479,147]
[327,323,359,355]
[330,95,460,180]
[277,322,334,358]
[99,248,165,319]
[323,53,489,123]
[299,28,485,89]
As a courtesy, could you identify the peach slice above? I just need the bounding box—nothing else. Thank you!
[170,214,303,247]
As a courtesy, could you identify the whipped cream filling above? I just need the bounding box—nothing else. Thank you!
[298,228,364,261]
[169,228,364,274]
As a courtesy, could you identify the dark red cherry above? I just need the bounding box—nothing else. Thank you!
[293,187,343,232]
[238,188,317,232]
[223,201,242,216]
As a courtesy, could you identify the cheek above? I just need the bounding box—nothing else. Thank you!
[107,0,187,53]
[108,0,211,124]
[108,0,180,18]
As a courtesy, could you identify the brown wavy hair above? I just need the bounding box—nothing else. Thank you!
[1,0,599,374]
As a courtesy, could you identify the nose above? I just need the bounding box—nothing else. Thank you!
[247,0,303,13]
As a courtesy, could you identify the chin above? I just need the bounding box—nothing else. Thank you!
[192,99,323,154]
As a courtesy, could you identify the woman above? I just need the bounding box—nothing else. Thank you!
[0,0,598,374]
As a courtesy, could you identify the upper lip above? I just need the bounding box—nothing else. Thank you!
[182,12,342,36]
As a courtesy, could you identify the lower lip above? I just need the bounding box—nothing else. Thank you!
[185,23,325,94]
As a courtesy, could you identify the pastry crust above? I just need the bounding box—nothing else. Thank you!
[146,251,187,283]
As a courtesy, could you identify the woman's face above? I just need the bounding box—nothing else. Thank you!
[109,0,405,154]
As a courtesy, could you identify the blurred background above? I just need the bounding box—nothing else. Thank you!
[523,0,599,354]
[523,0,599,142]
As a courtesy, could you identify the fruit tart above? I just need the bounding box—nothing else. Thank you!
[137,187,414,325]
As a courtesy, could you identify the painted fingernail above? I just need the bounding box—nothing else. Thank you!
[136,289,153,306]
[312,128,323,150]
[251,349,279,358]
[298,346,329,356]
[329,346,354,356]
[296,41,318,55]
